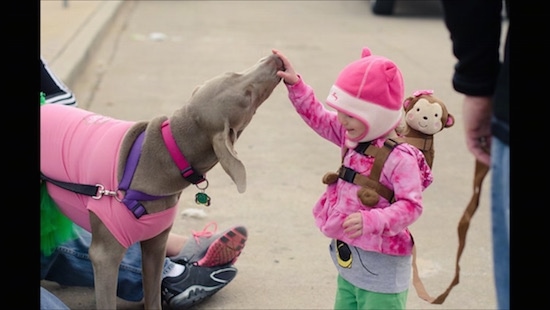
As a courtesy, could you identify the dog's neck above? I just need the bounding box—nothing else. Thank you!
[116,118,178,211]
[160,119,206,184]
[116,112,220,214]
[168,106,220,173]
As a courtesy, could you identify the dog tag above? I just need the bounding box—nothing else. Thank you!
[195,192,211,206]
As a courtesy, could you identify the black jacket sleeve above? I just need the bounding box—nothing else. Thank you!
[440,0,505,97]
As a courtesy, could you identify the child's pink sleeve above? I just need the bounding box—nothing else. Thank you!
[285,77,344,146]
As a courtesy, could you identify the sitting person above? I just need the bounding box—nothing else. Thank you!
[41,223,247,309]
[40,56,77,106]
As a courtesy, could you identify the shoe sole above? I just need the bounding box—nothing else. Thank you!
[169,285,224,309]
[197,226,247,267]
[166,266,237,309]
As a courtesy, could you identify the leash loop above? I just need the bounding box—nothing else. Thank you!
[92,184,123,202]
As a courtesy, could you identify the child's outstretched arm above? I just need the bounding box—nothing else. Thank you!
[272,48,345,146]
[272,49,299,85]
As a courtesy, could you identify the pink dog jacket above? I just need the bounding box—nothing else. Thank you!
[41,104,177,248]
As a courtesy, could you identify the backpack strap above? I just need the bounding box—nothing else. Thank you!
[338,138,404,202]
[364,138,403,184]
[338,166,394,201]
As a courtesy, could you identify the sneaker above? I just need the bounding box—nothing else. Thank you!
[161,262,237,309]
[170,222,247,267]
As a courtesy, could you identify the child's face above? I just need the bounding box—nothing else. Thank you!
[337,111,366,140]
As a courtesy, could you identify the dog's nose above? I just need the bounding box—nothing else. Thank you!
[261,54,285,71]
[274,55,285,71]
[264,54,285,72]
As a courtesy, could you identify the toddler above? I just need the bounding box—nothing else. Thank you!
[273,47,433,309]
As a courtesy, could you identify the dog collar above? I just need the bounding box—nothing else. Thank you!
[161,120,206,185]
[161,120,211,206]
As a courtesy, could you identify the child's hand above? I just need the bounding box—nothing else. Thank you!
[342,212,363,239]
[272,49,300,85]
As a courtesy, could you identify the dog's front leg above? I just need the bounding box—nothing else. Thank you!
[89,212,127,309]
[141,227,171,309]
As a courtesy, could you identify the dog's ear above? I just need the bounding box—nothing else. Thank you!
[212,119,246,193]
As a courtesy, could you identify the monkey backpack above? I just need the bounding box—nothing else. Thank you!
[396,89,454,168]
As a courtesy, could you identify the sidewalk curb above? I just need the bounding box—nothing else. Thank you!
[50,0,124,87]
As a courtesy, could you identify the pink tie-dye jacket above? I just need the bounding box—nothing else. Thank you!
[284,78,433,256]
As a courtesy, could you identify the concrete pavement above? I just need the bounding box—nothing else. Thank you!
[41,1,498,309]
[40,0,123,87]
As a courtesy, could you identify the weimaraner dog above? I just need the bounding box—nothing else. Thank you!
[40,53,284,309]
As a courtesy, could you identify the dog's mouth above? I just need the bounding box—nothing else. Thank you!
[230,128,242,143]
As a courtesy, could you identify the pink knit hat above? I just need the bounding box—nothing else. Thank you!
[326,47,404,148]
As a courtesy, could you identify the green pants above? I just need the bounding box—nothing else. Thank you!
[334,275,408,310]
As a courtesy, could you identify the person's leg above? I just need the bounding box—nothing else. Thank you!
[41,225,146,301]
[333,275,357,310]
[40,287,70,310]
[40,57,77,106]
[41,223,246,306]
[170,222,248,267]
[166,232,188,256]
[490,137,509,310]
[356,288,408,310]
[334,275,408,310]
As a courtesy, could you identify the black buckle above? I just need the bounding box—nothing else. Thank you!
[181,167,206,184]
[338,166,357,183]
[354,141,371,154]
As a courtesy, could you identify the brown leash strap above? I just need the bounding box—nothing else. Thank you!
[412,159,490,304]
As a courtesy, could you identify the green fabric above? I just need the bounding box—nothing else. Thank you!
[40,93,76,255]
[40,182,76,256]
[334,274,408,310]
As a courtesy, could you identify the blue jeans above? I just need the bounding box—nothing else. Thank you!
[40,286,69,310]
[40,226,176,303]
[491,137,509,310]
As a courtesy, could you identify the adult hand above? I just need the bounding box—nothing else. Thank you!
[272,49,300,85]
[462,95,492,166]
